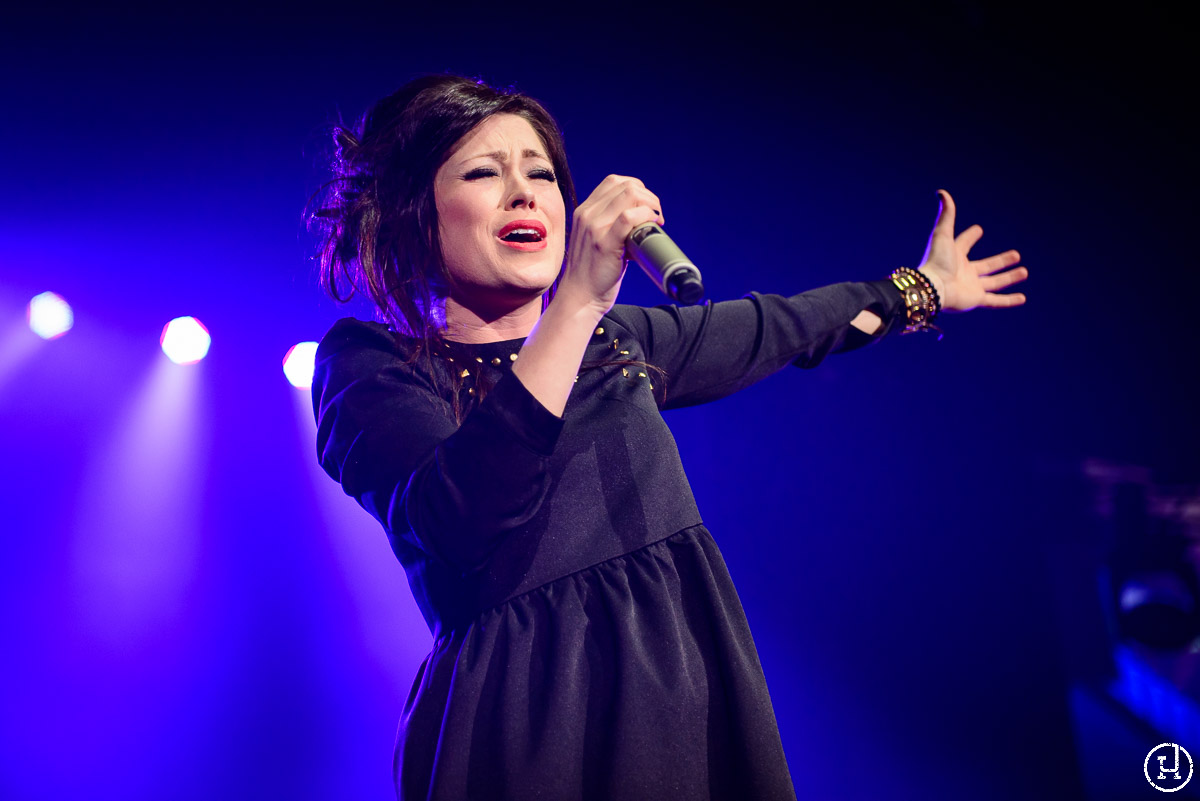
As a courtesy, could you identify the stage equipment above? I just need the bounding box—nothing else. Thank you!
[283,341,319,389]
[27,291,73,339]
[160,316,211,365]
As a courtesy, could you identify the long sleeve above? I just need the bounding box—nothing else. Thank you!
[604,279,906,410]
[311,318,564,575]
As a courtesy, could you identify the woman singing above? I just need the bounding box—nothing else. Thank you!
[309,74,1027,800]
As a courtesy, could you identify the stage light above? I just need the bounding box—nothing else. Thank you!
[160,317,211,365]
[283,341,319,389]
[27,292,74,339]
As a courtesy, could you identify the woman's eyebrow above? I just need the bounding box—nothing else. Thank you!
[462,148,550,164]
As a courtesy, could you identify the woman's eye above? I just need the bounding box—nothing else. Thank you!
[462,166,554,182]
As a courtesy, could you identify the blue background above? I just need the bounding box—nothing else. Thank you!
[1,3,1194,799]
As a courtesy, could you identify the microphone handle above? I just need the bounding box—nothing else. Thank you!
[626,223,705,305]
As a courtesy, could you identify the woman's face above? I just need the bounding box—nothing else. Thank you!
[434,113,567,311]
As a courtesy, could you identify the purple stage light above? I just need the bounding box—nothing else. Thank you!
[283,341,319,389]
[27,291,74,339]
[160,316,211,364]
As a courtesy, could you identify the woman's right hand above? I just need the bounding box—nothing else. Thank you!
[556,174,665,316]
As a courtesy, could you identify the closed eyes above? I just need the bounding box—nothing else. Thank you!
[463,166,556,182]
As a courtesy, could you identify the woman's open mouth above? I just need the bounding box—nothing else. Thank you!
[497,220,548,251]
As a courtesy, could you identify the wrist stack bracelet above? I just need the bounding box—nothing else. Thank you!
[889,266,944,340]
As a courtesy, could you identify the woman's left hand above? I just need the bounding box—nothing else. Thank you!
[916,190,1028,313]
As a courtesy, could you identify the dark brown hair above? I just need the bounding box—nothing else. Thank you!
[310,74,577,339]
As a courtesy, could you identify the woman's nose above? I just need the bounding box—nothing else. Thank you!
[505,175,536,210]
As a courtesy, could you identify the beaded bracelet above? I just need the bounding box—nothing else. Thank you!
[889,266,944,340]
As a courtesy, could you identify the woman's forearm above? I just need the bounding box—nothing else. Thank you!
[511,291,606,418]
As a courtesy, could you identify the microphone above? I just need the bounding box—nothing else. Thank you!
[625,223,705,305]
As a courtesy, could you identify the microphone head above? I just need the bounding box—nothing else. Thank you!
[667,270,705,305]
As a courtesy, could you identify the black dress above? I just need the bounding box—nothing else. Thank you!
[312,280,908,800]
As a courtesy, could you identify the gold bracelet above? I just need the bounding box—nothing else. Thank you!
[889,267,944,340]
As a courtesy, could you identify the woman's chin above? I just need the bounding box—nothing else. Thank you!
[447,283,551,318]
[500,268,563,301]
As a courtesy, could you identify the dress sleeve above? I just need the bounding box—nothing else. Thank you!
[606,279,907,410]
[311,318,565,575]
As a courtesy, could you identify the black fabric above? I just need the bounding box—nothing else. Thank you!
[312,279,907,800]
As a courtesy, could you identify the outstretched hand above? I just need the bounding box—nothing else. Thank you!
[916,190,1028,313]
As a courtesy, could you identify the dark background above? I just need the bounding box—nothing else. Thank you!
[1,2,1195,799]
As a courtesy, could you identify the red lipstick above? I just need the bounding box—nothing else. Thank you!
[496,219,548,251]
